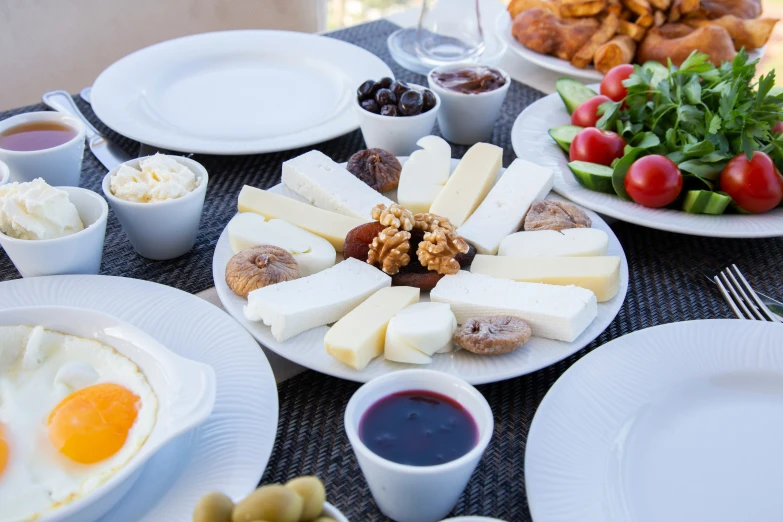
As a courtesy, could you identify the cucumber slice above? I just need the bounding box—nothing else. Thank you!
[568,161,615,194]
[556,78,597,115]
[682,190,731,215]
[642,61,668,87]
[548,125,583,153]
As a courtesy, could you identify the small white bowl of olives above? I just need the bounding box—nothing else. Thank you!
[193,476,348,522]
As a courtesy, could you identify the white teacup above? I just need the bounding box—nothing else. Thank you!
[0,187,108,277]
[0,112,86,187]
[345,370,493,522]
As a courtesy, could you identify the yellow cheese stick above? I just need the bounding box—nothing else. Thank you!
[470,255,622,302]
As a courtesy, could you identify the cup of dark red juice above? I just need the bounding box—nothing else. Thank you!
[344,370,493,522]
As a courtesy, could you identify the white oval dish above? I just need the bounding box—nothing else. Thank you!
[526,319,783,522]
[0,305,216,522]
[0,274,278,522]
[212,157,629,384]
[510,87,783,238]
[91,30,393,155]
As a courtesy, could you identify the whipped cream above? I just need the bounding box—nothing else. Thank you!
[0,178,84,240]
[110,154,201,203]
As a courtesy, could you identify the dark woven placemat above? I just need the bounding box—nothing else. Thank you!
[0,19,541,289]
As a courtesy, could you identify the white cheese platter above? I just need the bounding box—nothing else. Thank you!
[212,142,629,384]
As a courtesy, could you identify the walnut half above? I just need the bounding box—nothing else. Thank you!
[414,212,468,275]
[225,245,299,297]
[367,226,411,275]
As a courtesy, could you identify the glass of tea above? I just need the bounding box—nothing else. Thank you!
[0,112,85,186]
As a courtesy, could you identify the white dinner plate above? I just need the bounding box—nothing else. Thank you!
[0,275,278,522]
[511,88,783,238]
[91,31,393,154]
[526,319,783,522]
[212,157,629,385]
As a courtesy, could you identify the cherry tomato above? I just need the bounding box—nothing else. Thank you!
[600,64,635,103]
[625,155,683,208]
[570,128,626,166]
[720,151,783,213]
[772,121,783,135]
[571,95,613,128]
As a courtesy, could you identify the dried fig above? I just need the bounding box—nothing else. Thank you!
[453,316,532,355]
[343,222,385,261]
[524,200,591,231]
[392,271,444,291]
[455,243,477,268]
[347,148,402,192]
[225,245,299,298]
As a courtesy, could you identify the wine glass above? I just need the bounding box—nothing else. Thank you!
[415,0,485,66]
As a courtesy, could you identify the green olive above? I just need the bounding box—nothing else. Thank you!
[284,476,326,521]
[312,518,337,522]
[193,491,234,522]
[232,485,303,522]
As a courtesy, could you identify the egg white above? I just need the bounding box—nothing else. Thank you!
[0,326,158,522]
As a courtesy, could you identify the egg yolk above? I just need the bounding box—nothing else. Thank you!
[47,383,140,464]
[0,424,7,476]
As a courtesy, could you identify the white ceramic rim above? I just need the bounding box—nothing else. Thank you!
[101,155,208,208]
[510,88,783,238]
[344,369,493,475]
[355,83,441,122]
[0,305,216,522]
[427,63,511,98]
[0,186,108,245]
[323,502,350,522]
[91,30,394,155]
[0,111,87,156]
[0,160,9,185]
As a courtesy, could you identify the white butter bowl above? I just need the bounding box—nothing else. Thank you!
[0,159,9,186]
[102,155,208,260]
[0,306,217,522]
[345,369,493,522]
[355,83,440,156]
[0,186,108,277]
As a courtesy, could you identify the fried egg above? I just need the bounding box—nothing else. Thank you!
[0,325,157,522]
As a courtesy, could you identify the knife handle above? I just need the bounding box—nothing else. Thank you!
[42,90,101,139]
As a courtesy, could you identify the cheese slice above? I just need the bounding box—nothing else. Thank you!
[457,159,554,255]
[498,229,609,258]
[227,213,336,276]
[397,136,451,213]
[237,185,367,252]
[384,320,433,365]
[430,271,597,342]
[429,142,502,226]
[325,286,420,370]
[470,255,621,302]
[388,302,456,356]
[282,150,393,220]
[244,258,391,342]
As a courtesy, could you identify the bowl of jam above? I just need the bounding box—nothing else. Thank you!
[345,369,493,522]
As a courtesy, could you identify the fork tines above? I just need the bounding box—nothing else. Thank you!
[715,264,781,322]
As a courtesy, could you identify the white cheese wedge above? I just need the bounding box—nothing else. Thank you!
[387,302,457,356]
[470,255,621,302]
[238,185,367,252]
[244,258,391,342]
[325,286,420,370]
[227,213,336,276]
[457,159,554,255]
[384,320,433,365]
[498,229,609,258]
[397,136,451,213]
[430,271,597,343]
[282,150,393,220]
[429,142,502,227]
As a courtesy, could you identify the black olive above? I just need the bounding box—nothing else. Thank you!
[421,89,437,112]
[380,104,399,117]
[398,90,424,116]
[357,80,377,101]
[375,88,397,106]
[378,77,393,89]
[390,80,409,97]
[361,99,381,114]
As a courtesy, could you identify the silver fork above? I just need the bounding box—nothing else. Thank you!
[715,265,781,322]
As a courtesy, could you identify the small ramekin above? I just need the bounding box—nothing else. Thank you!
[0,186,108,277]
[0,111,86,186]
[345,369,493,522]
[102,155,208,261]
[427,65,511,145]
[355,83,441,156]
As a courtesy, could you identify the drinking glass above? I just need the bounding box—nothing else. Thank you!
[415,0,485,66]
